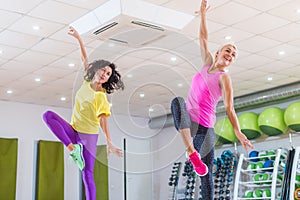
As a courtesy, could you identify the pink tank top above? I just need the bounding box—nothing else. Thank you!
[186,66,224,128]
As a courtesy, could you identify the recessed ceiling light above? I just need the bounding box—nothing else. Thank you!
[139,93,145,98]
[278,51,285,55]
[32,25,40,30]
[225,36,231,40]
[126,74,133,78]
[7,90,13,94]
[60,97,66,101]
[149,108,154,112]
[177,83,183,87]
[0,50,3,54]
[267,77,273,81]
[68,63,75,67]
[170,57,177,62]
[296,9,300,13]
[35,78,41,82]
[108,43,115,47]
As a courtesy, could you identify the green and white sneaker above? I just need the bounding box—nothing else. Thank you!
[70,143,85,171]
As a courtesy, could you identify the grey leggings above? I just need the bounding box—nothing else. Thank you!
[171,97,215,200]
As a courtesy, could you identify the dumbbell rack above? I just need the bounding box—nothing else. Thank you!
[168,162,182,200]
[233,148,286,200]
[289,146,300,200]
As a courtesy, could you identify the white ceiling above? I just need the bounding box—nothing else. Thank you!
[0,0,300,118]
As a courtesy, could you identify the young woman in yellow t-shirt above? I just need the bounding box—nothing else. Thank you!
[43,27,124,200]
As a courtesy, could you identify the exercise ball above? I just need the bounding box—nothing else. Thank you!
[284,101,300,132]
[214,117,238,143]
[238,112,262,139]
[258,107,288,136]
[249,150,259,162]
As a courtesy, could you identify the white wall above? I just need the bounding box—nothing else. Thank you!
[0,100,154,200]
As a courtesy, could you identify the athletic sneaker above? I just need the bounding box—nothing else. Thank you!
[70,143,85,171]
[189,151,208,176]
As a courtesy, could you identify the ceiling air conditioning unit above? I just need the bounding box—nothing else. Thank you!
[88,15,168,47]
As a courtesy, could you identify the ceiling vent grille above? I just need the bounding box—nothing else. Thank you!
[88,16,167,47]
[93,22,118,35]
[131,20,165,31]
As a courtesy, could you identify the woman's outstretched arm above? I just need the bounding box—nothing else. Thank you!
[68,27,89,71]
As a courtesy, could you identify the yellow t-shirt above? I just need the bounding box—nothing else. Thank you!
[70,80,111,134]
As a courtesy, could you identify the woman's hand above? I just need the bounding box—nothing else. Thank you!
[195,0,210,16]
[107,143,123,158]
[68,26,80,39]
[236,131,254,154]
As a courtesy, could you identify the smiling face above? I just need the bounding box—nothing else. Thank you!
[215,44,237,67]
[92,66,112,85]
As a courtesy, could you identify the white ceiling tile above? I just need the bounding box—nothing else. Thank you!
[262,23,300,43]
[15,50,59,66]
[236,36,280,53]
[257,44,300,60]
[124,48,162,60]
[32,66,73,79]
[233,13,290,34]
[254,73,293,86]
[48,57,83,71]
[274,64,300,77]
[255,60,296,73]
[31,38,77,56]
[0,0,44,14]
[0,10,22,29]
[207,2,260,25]
[113,55,144,71]
[0,58,8,66]
[0,30,42,49]
[8,16,65,38]
[163,0,200,14]
[17,71,66,87]
[182,17,226,39]
[0,68,30,84]
[288,38,300,48]
[143,0,170,5]
[150,32,193,50]
[56,0,108,10]
[281,53,300,65]
[0,45,26,60]
[268,0,300,21]
[208,27,254,45]
[235,0,292,12]
[1,60,43,73]
[49,26,79,43]
[234,54,274,69]
[150,52,186,66]
[28,0,88,24]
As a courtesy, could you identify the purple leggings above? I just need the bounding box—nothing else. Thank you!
[43,110,98,200]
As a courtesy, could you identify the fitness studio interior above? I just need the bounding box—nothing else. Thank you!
[1,0,300,200]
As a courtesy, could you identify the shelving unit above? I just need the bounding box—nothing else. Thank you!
[233,148,287,200]
[290,147,300,200]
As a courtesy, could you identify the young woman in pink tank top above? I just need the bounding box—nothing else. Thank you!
[171,0,254,199]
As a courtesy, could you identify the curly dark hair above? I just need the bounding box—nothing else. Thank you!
[84,59,124,94]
